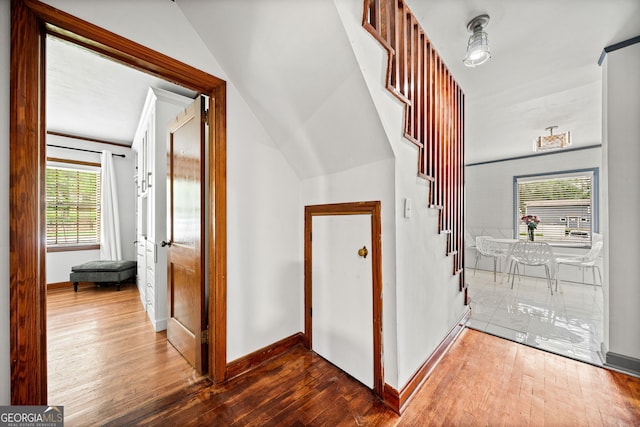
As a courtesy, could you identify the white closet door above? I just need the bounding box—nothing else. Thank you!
[312,214,373,388]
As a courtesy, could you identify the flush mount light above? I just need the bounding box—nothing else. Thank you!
[534,126,572,151]
[463,14,491,68]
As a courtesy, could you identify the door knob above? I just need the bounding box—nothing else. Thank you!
[161,240,172,247]
[358,246,368,258]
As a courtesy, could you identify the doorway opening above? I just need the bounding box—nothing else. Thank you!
[10,0,227,405]
[303,201,384,399]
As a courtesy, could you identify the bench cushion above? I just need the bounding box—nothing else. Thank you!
[71,260,137,273]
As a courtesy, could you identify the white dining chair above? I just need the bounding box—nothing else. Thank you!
[474,236,508,281]
[508,241,555,295]
[555,241,603,288]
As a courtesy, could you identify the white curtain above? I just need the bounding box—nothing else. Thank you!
[100,150,122,260]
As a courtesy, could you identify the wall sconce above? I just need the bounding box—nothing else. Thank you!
[463,14,491,68]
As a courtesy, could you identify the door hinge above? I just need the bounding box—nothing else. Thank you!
[310,307,312,317]
[310,231,312,241]
[202,108,209,123]
[201,329,209,344]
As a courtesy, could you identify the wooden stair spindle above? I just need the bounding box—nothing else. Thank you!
[363,0,466,287]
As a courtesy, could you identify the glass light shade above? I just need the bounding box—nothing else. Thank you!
[463,30,490,67]
[534,131,572,151]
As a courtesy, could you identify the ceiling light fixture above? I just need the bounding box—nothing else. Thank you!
[463,14,491,68]
[534,126,572,151]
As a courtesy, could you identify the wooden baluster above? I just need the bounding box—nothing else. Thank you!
[405,11,414,136]
[437,56,444,210]
[428,44,435,184]
[419,33,427,177]
[413,20,420,146]
[365,0,379,33]
[455,84,460,273]
[459,86,464,273]
[397,2,406,97]
[432,54,439,207]
[380,0,391,49]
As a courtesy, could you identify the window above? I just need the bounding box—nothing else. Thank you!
[46,160,101,249]
[514,169,598,246]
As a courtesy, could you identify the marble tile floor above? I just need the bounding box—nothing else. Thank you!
[466,268,604,366]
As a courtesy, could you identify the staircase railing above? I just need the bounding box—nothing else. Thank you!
[363,0,466,292]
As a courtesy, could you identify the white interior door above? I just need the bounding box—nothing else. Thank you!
[312,214,373,388]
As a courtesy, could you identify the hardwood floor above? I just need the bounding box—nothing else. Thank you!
[48,284,640,426]
[47,284,203,425]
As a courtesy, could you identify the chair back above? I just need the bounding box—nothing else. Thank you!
[465,230,476,248]
[583,241,603,263]
[476,236,503,257]
[510,242,554,266]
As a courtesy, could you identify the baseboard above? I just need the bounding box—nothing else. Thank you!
[604,351,640,378]
[383,308,471,414]
[226,332,304,380]
[47,281,73,290]
[154,318,167,332]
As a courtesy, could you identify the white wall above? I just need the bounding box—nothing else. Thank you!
[393,140,466,387]
[466,147,602,278]
[45,136,135,284]
[0,0,10,406]
[225,91,302,361]
[602,42,640,363]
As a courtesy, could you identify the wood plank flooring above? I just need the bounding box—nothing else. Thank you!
[48,284,640,426]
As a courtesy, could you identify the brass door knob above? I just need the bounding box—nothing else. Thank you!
[358,246,368,258]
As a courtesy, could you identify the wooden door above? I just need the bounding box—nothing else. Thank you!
[312,214,374,388]
[166,97,207,374]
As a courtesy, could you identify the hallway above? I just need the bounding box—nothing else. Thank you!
[47,284,640,425]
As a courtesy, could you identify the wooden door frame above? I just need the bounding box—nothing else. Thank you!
[304,201,384,398]
[10,0,227,404]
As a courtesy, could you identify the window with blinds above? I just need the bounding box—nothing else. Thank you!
[515,169,597,246]
[46,164,101,247]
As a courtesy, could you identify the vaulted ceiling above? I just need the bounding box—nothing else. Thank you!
[46,0,640,167]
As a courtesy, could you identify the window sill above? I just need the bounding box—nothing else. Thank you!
[47,244,100,253]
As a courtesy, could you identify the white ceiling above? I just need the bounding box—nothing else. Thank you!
[46,36,196,146]
[46,0,640,164]
[404,0,640,163]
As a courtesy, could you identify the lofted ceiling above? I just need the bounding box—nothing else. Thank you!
[46,0,640,165]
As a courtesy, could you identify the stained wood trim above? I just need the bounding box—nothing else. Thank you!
[23,0,224,92]
[304,201,384,399]
[10,0,228,404]
[46,244,100,253]
[46,157,101,168]
[46,281,73,290]
[46,130,130,148]
[210,85,228,383]
[10,0,47,405]
[226,333,304,381]
[383,308,471,414]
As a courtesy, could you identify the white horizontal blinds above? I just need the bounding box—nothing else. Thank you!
[46,166,101,246]
[517,172,592,245]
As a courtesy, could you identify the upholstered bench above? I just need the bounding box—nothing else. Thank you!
[70,260,137,292]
